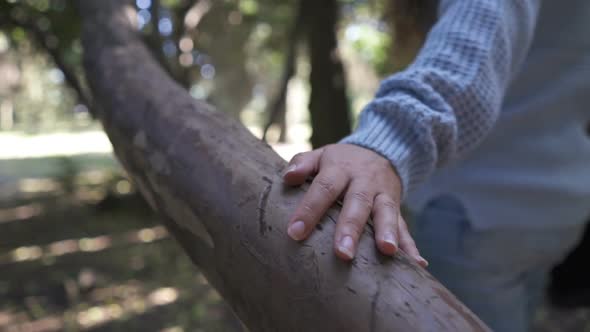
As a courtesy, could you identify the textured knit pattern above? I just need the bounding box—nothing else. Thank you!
[341,0,540,197]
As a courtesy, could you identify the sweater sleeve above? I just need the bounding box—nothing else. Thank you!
[341,0,541,197]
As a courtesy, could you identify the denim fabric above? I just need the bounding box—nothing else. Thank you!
[413,195,584,332]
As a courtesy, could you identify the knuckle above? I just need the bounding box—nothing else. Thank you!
[340,217,365,236]
[375,194,398,209]
[291,152,306,163]
[315,176,339,197]
[300,203,315,216]
[350,190,373,208]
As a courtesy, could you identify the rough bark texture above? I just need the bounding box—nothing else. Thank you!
[79,1,490,331]
[303,0,352,148]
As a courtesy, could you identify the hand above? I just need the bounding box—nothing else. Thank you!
[283,143,427,266]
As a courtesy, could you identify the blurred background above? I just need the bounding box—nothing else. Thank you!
[0,0,588,331]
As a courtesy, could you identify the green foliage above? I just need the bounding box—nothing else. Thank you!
[239,0,259,15]
[161,0,182,7]
[0,0,85,132]
[346,23,392,75]
[0,0,394,135]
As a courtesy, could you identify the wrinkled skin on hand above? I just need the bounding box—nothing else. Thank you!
[283,143,427,266]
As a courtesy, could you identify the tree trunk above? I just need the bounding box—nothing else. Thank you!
[262,0,305,143]
[303,0,352,148]
[1,99,14,131]
[78,1,490,331]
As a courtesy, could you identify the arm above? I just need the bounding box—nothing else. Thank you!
[285,0,541,261]
[342,0,541,195]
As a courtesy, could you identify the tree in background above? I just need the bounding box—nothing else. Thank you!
[263,0,353,147]
[0,0,295,130]
[0,0,395,144]
[304,0,352,148]
[0,0,86,131]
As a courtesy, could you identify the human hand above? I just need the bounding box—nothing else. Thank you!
[283,143,427,266]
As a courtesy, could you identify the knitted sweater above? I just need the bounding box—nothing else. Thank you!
[342,0,590,228]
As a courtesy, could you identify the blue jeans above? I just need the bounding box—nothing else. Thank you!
[413,196,584,332]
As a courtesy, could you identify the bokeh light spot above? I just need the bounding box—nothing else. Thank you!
[136,0,151,10]
[158,18,173,36]
[200,64,215,79]
[178,37,194,53]
[137,9,152,29]
[162,39,177,57]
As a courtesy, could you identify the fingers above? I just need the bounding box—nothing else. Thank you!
[284,146,425,267]
[334,181,375,260]
[397,216,428,267]
[287,169,349,241]
[283,149,323,186]
[372,193,399,256]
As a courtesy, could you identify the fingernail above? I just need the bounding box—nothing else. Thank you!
[284,164,297,175]
[417,256,429,267]
[287,220,306,240]
[383,232,397,249]
[338,236,355,260]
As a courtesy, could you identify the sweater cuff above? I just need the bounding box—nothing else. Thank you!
[340,101,432,199]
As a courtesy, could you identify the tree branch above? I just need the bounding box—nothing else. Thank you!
[0,10,95,117]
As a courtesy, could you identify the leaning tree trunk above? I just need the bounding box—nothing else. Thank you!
[78,1,490,331]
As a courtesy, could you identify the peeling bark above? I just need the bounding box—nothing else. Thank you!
[78,1,490,331]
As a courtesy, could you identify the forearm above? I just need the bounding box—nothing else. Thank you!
[342,0,540,196]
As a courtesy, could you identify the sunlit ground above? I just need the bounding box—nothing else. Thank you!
[0,127,310,161]
[0,128,309,200]
[0,130,588,332]
[0,131,113,160]
[0,130,249,332]
[0,173,244,331]
[0,129,309,332]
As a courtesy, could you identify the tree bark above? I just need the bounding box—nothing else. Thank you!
[303,0,352,148]
[78,1,490,331]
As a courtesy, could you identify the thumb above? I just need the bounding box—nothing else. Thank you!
[283,148,323,186]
